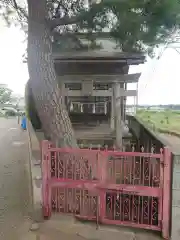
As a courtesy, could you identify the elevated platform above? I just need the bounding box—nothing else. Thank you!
[74,123,131,139]
[73,123,132,149]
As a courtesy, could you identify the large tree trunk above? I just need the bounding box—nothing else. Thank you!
[27,0,77,147]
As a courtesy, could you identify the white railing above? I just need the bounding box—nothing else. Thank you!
[68,101,108,114]
[68,101,137,117]
[126,106,136,115]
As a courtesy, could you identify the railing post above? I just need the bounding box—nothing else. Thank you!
[114,82,122,149]
[98,150,107,223]
[171,154,180,240]
[41,140,51,218]
[162,147,172,239]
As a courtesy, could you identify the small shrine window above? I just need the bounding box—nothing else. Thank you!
[65,83,82,90]
[93,83,112,90]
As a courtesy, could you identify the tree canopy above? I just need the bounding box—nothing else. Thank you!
[1,0,180,54]
[0,84,23,106]
[0,84,13,104]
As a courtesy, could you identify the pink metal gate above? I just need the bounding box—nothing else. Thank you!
[41,141,172,239]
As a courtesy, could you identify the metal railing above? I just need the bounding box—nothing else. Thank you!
[41,140,171,239]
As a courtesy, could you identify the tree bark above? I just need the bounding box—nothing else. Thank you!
[27,0,77,147]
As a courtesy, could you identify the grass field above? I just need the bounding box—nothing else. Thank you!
[136,109,180,134]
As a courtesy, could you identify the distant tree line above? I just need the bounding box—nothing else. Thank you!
[134,105,180,110]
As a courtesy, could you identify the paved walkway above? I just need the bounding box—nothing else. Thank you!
[158,133,180,153]
[0,118,31,239]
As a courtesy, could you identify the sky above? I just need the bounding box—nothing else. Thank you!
[0,22,180,105]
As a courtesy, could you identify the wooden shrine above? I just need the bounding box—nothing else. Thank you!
[53,51,145,149]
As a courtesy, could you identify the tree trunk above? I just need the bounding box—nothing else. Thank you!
[25,81,42,131]
[27,0,77,147]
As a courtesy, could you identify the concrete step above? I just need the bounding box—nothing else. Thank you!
[39,214,161,240]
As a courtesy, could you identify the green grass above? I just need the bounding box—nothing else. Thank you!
[136,109,180,134]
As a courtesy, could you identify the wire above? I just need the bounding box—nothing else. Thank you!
[173,48,180,55]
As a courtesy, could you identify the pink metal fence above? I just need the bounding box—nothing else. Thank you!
[41,140,172,239]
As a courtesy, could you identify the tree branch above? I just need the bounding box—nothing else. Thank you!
[49,14,83,29]
[48,1,104,30]
[12,0,28,19]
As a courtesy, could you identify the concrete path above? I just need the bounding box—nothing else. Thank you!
[0,117,32,239]
[158,133,180,153]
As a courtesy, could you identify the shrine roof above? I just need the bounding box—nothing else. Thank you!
[53,50,145,65]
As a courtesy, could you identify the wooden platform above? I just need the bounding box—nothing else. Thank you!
[74,123,132,149]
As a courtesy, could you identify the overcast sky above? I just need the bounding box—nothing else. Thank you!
[0,23,180,105]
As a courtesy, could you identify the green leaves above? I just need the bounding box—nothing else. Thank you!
[0,84,13,104]
[1,0,180,54]
[104,0,180,52]
[53,0,180,54]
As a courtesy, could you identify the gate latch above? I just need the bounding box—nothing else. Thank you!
[160,159,164,167]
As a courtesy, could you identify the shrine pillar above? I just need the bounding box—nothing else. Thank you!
[113,82,123,150]
[110,89,115,130]
[120,83,125,122]
[123,82,127,121]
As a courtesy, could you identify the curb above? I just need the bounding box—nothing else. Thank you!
[26,119,43,224]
